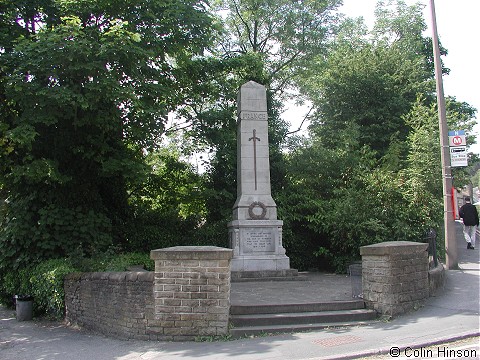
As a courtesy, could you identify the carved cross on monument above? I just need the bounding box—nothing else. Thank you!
[248,129,260,190]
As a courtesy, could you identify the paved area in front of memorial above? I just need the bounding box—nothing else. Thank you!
[1,223,478,360]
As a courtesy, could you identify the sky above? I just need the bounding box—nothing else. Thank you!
[285,0,480,155]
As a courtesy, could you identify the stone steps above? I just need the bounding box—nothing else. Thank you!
[230,300,366,315]
[231,269,302,282]
[229,301,377,338]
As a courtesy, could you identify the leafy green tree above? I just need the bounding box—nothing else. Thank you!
[276,0,479,271]
[125,144,210,252]
[400,96,477,245]
[372,0,449,78]
[400,97,443,233]
[212,0,342,91]
[173,0,343,240]
[0,0,217,269]
[278,131,415,272]
[301,2,435,156]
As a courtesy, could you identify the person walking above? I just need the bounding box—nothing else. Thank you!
[459,196,479,250]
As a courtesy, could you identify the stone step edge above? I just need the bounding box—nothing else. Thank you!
[230,309,377,327]
[230,300,365,315]
[229,320,377,338]
[231,269,301,282]
[230,309,376,321]
[231,275,308,282]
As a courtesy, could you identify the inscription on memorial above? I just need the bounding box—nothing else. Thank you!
[240,112,267,120]
[242,229,275,253]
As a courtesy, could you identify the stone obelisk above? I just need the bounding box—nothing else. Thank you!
[228,81,295,279]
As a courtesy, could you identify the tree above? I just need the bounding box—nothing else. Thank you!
[275,0,479,271]
[301,1,437,158]
[0,0,217,269]
[304,42,430,157]
[125,144,209,252]
[171,0,343,238]
[212,0,342,94]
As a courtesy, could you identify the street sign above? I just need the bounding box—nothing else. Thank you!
[450,146,468,167]
[448,130,466,147]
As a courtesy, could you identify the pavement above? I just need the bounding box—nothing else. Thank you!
[0,223,479,360]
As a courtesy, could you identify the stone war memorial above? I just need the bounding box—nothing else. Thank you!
[63,81,443,340]
[228,81,297,280]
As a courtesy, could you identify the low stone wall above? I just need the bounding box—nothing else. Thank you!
[64,272,157,340]
[64,246,233,341]
[360,241,429,317]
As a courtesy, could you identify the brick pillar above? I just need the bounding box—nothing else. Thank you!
[360,241,429,317]
[150,246,233,340]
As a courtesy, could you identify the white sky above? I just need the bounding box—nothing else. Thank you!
[285,0,480,155]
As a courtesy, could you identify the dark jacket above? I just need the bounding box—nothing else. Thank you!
[459,203,479,226]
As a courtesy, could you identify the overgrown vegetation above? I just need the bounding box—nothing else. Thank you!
[0,252,154,318]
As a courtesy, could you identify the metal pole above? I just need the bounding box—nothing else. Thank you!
[429,0,457,269]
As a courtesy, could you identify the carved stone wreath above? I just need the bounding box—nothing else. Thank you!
[248,201,267,220]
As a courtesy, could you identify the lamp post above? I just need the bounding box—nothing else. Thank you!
[429,0,457,269]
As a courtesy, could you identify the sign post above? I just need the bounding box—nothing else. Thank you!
[448,131,466,147]
[430,0,457,269]
[448,130,468,168]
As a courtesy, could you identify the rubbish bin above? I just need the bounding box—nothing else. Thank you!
[348,263,363,298]
[15,295,33,321]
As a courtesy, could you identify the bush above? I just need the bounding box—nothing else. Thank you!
[29,259,78,319]
[102,252,154,271]
[0,267,33,306]
[0,251,155,318]
[0,258,77,318]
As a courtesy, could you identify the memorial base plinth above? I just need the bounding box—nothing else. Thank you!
[228,220,296,279]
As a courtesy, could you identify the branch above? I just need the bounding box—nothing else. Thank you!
[268,50,302,80]
[257,23,273,52]
[286,106,314,136]
[164,121,193,135]
[233,1,255,50]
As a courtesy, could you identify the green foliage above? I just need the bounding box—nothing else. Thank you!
[278,95,476,272]
[0,252,155,317]
[212,0,343,89]
[124,148,211,251]
[101,253,154,272]
[0,268,33,305]
[275,1,478,273]
[0,0,218,269]
[0,194,113,270]
[0,258,76,318]
[278,139,414,272]
[472,169,480,189]
[29,259,77,319]
[303,40,430,156]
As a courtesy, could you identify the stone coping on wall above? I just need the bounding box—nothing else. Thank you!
[360,241,429,256]
[151,246,233,261]
[65,271,154,282]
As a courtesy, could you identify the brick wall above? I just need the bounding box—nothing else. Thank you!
[150,246,233,341]
[360,241,429,317]
[64,272,157,340]
[64,246,233,341]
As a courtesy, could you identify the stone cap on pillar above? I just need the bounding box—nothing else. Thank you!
[360,241,428,256]
[237,81,268,115]
[150,246,233,260]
